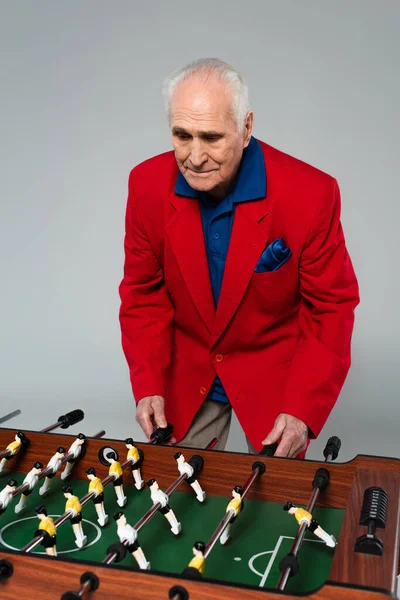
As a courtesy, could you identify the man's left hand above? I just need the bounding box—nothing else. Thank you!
[262,413,308,458]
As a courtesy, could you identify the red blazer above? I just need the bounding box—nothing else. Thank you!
[119,139,360,451]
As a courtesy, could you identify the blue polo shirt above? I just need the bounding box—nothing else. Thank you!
[174,135,267,402]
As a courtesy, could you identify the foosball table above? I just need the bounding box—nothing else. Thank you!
[0,410,399,600]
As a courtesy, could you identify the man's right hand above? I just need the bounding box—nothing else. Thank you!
[136,395,176,443]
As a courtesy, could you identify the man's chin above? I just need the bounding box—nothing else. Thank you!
[186,174,217,192]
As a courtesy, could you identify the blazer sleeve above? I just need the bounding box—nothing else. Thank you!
[279,178,360,437]
[119,172,175,402]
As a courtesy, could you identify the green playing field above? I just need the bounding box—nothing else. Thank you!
[0,472,344,593]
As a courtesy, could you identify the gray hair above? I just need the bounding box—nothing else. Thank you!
[162,58,249,132]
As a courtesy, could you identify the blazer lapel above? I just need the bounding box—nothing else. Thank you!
[166,192,216,333]
[212,198,270,345]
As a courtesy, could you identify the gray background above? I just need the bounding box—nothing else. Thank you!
[1,1,399,462]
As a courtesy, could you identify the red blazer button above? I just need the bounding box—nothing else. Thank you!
[215,354,224,363]
[200,386,207,395]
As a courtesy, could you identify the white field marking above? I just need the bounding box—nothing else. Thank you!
[234,557,242,561]
[249,536,324,588]
[0,515,101,555]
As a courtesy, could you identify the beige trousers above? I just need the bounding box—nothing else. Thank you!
[178,399,257,454]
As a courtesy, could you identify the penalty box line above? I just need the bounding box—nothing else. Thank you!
[248,535,324,588]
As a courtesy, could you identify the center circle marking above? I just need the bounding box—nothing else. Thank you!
[0,515,101,555]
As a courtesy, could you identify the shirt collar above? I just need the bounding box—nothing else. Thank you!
[174,136,266,203]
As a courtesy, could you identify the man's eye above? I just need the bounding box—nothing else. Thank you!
[205,136,220,142]
[176,133,190,139]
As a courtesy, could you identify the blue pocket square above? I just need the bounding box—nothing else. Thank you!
[254,238,292,273]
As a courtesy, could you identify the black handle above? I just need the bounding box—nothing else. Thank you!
[80,571,100,591]
[58,409,84,429]
[150,423,174,444]
[355,487,388,556]
[323,436,341,461]
[188,454,204,475]
[0,558,14,581]
[259,442,278,457]
[312,467,330,491]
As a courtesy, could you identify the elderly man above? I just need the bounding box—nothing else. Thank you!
[119,58,359,457]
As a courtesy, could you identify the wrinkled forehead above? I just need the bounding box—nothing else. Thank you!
[170,77,236,130]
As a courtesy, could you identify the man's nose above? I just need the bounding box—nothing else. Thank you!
[189,140,207,167]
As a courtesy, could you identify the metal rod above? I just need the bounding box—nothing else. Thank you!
[205,437,218,450]
[204,465,261,558]
[103,540,128,565]
[91,430,106,438]
[103,438,215,566]
[0,410,21,425]
[12,482,29,497]
[40,409,84,434]
[137,474,187,532]
[277,453,333,590]
[41,423,65,434]
[77,579,91,597]
[13,430,106,500]
[205,510,234,558]
[22,454,135,553]
[103,472,188,565]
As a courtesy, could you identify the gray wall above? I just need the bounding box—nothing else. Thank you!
[1,1,399,462]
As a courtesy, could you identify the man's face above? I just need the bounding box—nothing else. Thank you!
[170,77,252,199]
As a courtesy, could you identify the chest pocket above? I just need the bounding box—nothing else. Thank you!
[251,261,300,311]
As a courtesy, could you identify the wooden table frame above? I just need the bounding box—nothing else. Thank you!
[0,427,399,600]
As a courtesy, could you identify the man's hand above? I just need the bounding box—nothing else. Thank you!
[136,395,176,444]
[262,413,308,458]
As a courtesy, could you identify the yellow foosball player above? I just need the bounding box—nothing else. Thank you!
[85,467,108,527]
[125,438,144,490]
[35,505,57,557]
[106,451,127,507]
[62,486,87,549]
[188,541,206,573]
[283,502,336,548]
[220,485,244,545]
[0,432,27,474]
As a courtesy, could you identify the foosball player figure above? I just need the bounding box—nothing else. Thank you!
[283,502,336,548]
[62,485,87,548]
[39,446,66,496]
[106,451,127,507]
[174,452,206,502]
[85,467,108,526]
[220,485,244,545]
[182,541,206,579]
[0,479,17,519]
[15,461,43,514]
[35,505,57,557]
[113,511,150,570]
[61,433,86,480]
[125,438,144,490]
[0,432,28,474]
[147,478,182,535]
